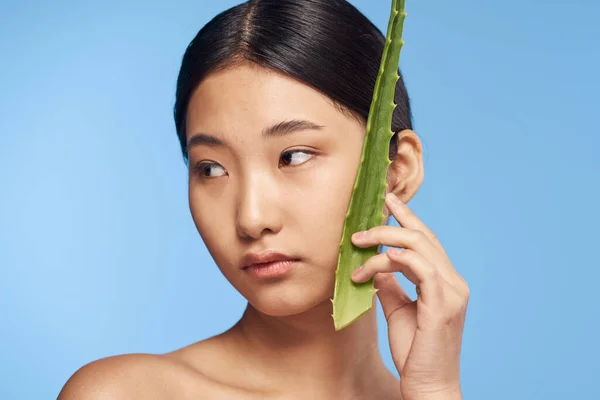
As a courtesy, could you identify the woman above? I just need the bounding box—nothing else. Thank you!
[59,0,469,399]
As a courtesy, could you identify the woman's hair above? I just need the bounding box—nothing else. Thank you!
[173,0,413,164]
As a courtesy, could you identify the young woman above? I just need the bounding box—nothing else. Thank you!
[59,0,469,399]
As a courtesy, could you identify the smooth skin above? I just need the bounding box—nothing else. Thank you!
[58,63,468,400]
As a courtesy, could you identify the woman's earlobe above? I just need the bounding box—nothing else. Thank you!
[387,129,424,203]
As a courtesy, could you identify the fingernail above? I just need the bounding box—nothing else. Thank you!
[351,266,364,280]
[352,231,367,240]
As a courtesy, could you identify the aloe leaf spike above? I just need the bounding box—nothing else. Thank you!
[331,0,407,331]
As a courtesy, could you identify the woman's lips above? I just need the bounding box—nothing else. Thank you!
[241,250,299,279]
[244,259,298,279]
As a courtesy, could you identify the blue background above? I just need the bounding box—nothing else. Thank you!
[1,0,598,398]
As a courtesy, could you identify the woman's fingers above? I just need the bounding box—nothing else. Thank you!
[374,273,418,371]
[384,194,470,297]
[352,226,451,286]
[352,249,444,306]
[353,250,468,334]
[352,225,438,256]
[384,193,446,255]
[374,272,413,309]
[351,193,468,295]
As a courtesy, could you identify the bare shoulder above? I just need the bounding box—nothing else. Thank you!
[57,333,256,400]
[57,353,211,400]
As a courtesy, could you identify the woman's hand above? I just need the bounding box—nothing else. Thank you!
[350,192,469,400]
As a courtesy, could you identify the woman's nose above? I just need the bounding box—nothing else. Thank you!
[235,176,283,240]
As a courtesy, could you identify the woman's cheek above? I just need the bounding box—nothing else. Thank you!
[188,191,226,251]
[306,169,353,254]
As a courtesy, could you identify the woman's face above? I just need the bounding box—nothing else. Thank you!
[185,63,366,316]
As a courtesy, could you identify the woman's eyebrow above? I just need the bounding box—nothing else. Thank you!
[187,119,325,149]
[262,119,325,138]
[187,133,224,148]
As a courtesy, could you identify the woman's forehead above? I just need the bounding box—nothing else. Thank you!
[185,64,351,139]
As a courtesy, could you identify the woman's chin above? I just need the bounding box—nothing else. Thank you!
[243,285,334,318]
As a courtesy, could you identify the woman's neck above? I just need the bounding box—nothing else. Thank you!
[223,297,400,399]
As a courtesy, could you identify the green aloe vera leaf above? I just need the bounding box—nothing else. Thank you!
[331,0,407,331]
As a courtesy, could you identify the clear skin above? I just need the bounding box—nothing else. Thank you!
[57,63,468,400]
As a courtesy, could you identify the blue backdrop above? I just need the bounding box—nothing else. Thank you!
[1,0,598,398]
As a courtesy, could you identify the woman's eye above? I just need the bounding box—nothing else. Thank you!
[280,150,314,167]
[195,162,227,178]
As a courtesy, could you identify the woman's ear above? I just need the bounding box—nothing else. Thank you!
[386,129,424,204]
